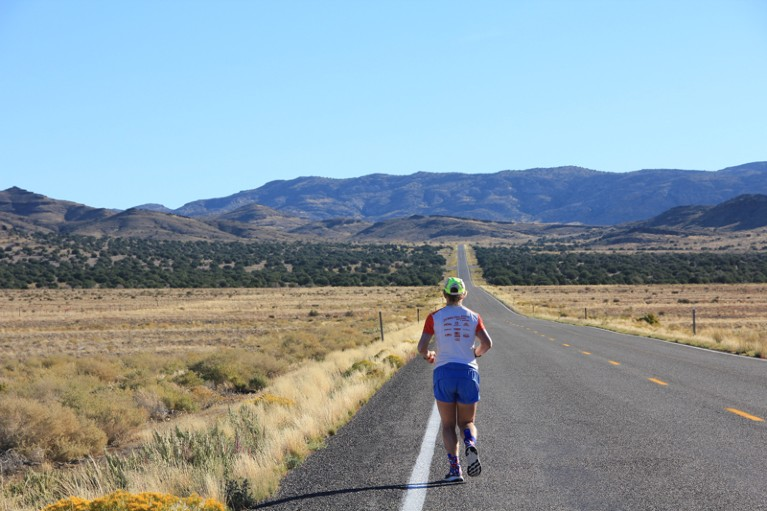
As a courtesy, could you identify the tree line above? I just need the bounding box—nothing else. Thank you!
[7,233,765,289]
[474,246,767,285]
[0,234,445,288]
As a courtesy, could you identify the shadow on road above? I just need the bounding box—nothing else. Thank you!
[253,480,463,508]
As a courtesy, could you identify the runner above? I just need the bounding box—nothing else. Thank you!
[418,276,493,482]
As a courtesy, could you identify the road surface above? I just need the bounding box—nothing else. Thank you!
[255,245,767,510]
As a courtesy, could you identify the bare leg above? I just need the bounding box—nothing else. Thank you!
[436,400,459,456]
[457,401,478,443]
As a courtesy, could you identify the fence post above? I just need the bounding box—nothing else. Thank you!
[379,311,385,341]
[692,308,697,336]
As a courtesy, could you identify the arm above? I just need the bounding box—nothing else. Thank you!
[418,332,436,364]
[473,328,493,358]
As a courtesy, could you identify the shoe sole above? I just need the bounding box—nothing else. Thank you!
[444,474,465,483]
[465,446,481,477]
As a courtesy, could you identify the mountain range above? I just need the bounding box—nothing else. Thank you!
[166,162,767,224]
[2,162,767,244]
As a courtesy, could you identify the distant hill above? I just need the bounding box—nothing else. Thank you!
[0,188,237,241]
[170,162,767,225]
[208,203,308,241]
[289,218,374,241]
[66,208,241,241]
[592,193,767,247]
[638,194,767,231]
[0,186,115,233]
[212,203,307,228]
[132,203,175,214]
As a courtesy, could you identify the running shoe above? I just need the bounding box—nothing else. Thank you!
[444,465,464,482]
[465,444,481,477]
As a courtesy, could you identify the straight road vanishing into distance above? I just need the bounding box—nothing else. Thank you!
[257,246,767,510]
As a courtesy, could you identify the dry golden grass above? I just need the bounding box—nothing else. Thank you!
[0,286,443,511]
[485,283,767,357]
[0,287,428,359]
[0,287,433,457]
[1,326,427,511]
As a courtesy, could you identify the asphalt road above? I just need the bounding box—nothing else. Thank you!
[255,246,767,510]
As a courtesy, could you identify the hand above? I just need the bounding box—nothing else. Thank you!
[424,350,436,364]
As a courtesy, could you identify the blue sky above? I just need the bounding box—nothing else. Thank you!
[1,0,765,210]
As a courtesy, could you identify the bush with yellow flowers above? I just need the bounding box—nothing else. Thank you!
[40,490,226,511]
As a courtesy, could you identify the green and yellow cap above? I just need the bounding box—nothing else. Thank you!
[444,277,466,296]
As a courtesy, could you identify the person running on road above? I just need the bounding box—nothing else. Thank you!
[418,276,493,482]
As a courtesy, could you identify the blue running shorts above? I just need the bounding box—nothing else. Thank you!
[433,363,480,404]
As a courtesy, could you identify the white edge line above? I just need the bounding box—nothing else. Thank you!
[400,402,440,511]
[577,323,767,362]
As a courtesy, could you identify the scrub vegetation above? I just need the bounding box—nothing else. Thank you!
[0,287,441,511]
[474,246,767,285]
[0,235,445,288]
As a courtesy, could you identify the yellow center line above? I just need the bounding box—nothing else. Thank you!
[581,351,592,355]
[562,343,570,347]
[726,408,765,422]
[608,360,621,366]
[648,377,668,386]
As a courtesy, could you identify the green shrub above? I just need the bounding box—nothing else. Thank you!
[190,351,269,393]
[637,313,660,326]
[173,370,205,388]
[342,359,383,378]
[225,478,258,511]
[190,358,236,387]
[158,382,199,414]
[245,374,268,393]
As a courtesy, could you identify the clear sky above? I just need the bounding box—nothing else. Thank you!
[1,0,765,210]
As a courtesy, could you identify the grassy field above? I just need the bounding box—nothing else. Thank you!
[0,287,432,358]
[484,283,767,357]
[0,286,442,511]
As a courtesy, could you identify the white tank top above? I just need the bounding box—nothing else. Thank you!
[423,304,485,369]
